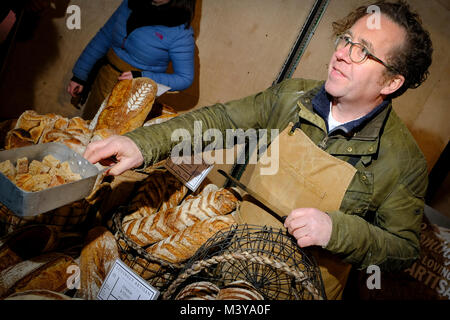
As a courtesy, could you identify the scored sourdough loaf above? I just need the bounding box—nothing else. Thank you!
[145,215,236,264]
[78,226,119,300]
[123,188,239,246]
[90,77,157,142]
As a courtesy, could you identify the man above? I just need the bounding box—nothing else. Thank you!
[84,1,433,299]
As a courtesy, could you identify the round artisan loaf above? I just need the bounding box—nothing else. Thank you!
[175,281,220,300]
[217,280,264,300]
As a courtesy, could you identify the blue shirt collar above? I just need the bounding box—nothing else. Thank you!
[311,85,390,135]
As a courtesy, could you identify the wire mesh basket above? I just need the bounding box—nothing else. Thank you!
[0,200,92,237]
[110,206,185,292]
[163,224,326,300]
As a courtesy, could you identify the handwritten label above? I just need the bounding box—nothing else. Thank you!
[97,259,159,300]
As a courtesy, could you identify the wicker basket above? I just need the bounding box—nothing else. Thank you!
[163,224,327,300]
[109,207,185,293]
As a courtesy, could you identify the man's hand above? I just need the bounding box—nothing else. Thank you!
[83,135,144,176]
[284,208,333,248]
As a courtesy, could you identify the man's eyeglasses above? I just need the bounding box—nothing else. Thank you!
[334,34,400,74]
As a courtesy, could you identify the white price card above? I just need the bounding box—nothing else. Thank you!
[97,259,159,300]
[164,156,213,192]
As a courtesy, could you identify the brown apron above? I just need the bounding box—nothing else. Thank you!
[82,48,142,120]
[235,123,357,300]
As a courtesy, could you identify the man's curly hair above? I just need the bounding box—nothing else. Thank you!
[332,0,433,98]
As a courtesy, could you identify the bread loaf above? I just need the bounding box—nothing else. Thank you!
[78,226,119,300]
[123,170,188,223]
[124,188,238,246]
[0,252,76,298]
[91,77,157,141]
[4,128,34,150]
[3,289,78,300]
[145,215,236,263]
[175,281,220,300]
[0,225,59,272]
[216,280,264,300]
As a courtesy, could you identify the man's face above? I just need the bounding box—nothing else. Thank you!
[325,14,406,105]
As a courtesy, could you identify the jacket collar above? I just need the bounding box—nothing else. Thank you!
[299,83,392,140]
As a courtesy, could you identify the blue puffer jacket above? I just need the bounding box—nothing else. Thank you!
[72,0,195,91]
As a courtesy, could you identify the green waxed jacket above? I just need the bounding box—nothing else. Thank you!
[125,78,428,271]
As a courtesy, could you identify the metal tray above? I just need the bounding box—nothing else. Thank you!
[0,142,103,217]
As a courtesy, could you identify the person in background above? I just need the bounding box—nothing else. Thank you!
[67,0,196,120]
[83,1,432,299]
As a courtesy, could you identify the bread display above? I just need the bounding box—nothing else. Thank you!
[4,110,91,154]
[0,252,76,298]
[145,215,236,264]
[90,77,157,142]
[78,227,119,300]
[0,155,82,192]
[123,187,239,246]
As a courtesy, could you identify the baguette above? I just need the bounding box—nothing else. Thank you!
[145,215,236,263]
[124,188,238,246]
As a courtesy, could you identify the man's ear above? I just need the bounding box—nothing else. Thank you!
[381,74,405,96]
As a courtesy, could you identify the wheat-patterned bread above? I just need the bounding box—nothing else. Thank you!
[123,170,188,224]
[91,77,157,141]
[216,280,264,300]
[145,215,236,263]
[124,188,238,246]
[175,281,220,300]
[0,252,76,298]
[78,226,119,300]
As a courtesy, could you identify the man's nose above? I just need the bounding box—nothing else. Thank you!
[335,45,352,63]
